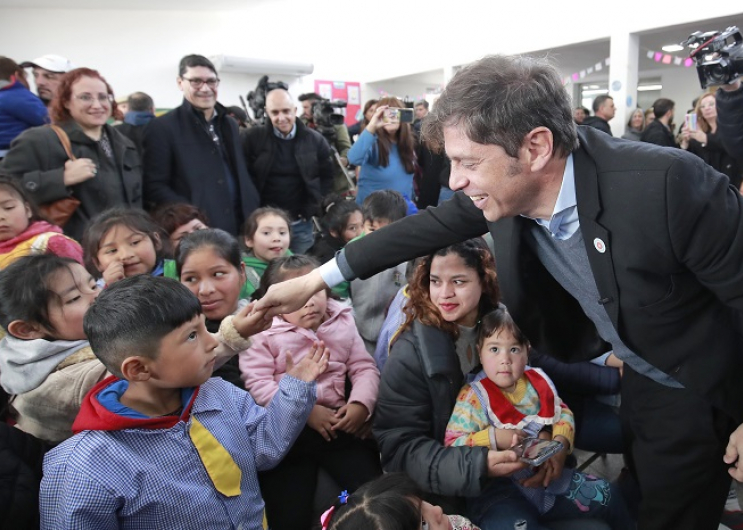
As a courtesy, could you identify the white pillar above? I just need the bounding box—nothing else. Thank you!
[608,32,640,137]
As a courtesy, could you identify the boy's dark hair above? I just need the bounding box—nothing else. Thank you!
[361,190,407,224]
[253,254,321,300]
[84,275,202,378]
[0,175,43,224]
[242,206,292,242]
[414,100,429,110]
[478,306,530,351]
[325,473,421,530]
[178,54,217,77]
[320,194,362,238]
[82,207,168,277]
[151,203,209,239]
[0,255,82,335]
[175,228,242,277]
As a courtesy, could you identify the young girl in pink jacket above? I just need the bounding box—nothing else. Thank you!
[240,254,381,530]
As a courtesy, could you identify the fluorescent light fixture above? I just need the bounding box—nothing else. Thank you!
[638,84,663,91]
[661,44,684,52]
[582,89,609,96]
[585,85,600,89]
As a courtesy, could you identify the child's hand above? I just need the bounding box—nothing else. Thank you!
[232,301,271,337]
[332,402,369,435]
[494,427,525,450]
[285,341,329,383]
[102,260,125,285]
[307,404,340,442]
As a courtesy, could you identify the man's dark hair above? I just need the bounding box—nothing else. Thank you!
[362,190,407,224]
[83,275,202,378]
[298,92,322,102]
[178,54,217,77]
[127,91,154,112]
[582,106,591,116]
[592,94,613,113]
[422,55,577,158]
[415,100,429,110]
[652,98,675,119]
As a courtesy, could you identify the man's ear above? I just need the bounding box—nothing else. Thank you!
[7,320,47,340]
[522,127,555,173]
[120,356,153,382]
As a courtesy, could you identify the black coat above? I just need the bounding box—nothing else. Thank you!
[640,120,677,147]
[241,119,333,219]
[582,116,612,136]
[0,423,50,530]
[343,126,743,422]
[0,122,142,241]
[373,320,487,513]
[716,84,743,169]
[142,100,259,235]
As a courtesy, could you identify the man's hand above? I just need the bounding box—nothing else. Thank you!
[252,269,328,320]
[720,79,742,92]
[285,342,329,383]
[541,436,569,487]
[102,260,125,285]
[308,404,339,442]
[487,433,527,477]
[332,402,369,435]
[232,301,271,338]
[724,423,743,480]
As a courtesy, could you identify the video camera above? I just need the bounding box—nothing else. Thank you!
[246,75,289,124]
[311,98,347,139]
[683,26,743,89]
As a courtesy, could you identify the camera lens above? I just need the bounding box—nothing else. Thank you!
[708,63,728,84]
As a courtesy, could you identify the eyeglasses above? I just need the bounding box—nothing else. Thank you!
[73,94,114,105]
[181,76,220,89]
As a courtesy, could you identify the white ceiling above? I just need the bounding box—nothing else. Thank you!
[0,0,258,9]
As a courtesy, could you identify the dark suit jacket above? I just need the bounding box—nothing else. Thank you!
[342,126,743,421]
[142,100,259,235]
[640,120,677,147]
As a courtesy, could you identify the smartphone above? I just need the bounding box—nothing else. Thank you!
[511,437,564,466]
[685,113,698,131]
[382,108,415,124]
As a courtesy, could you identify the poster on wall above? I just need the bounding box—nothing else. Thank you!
[314,80,361,126]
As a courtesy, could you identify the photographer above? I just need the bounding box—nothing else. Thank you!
[716,79,743,169]
[298,92,353,194]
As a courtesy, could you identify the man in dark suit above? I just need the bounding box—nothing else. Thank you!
[142,54,259,235]
[254,55,743,530]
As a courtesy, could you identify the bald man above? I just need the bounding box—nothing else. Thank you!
[242,88,334,253]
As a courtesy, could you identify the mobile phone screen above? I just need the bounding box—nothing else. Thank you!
[382,108,400,124]
[512,438,563,466]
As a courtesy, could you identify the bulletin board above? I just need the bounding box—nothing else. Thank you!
[314,80,361,126]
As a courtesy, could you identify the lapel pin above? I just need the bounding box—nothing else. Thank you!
[593,238,606,254]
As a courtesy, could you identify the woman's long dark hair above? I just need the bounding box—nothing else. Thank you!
[375,97,416,174]
[400,237,500,339]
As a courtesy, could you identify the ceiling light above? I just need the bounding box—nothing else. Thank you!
[585,85,600,89]
[638,84,663,91]
[582,89,609,96]
[661,44,684,52]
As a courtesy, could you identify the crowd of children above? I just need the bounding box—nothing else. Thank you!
[0,183,639,530]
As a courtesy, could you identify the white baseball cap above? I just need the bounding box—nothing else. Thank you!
[20,54,75,73]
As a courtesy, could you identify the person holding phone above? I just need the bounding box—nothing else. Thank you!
[445,307,633,530]
[680,92,741,189]
[347,96,416,205]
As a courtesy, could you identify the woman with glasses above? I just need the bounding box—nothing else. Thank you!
[0,67,142,240]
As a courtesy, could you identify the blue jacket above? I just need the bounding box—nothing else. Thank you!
[0,80,48,150]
